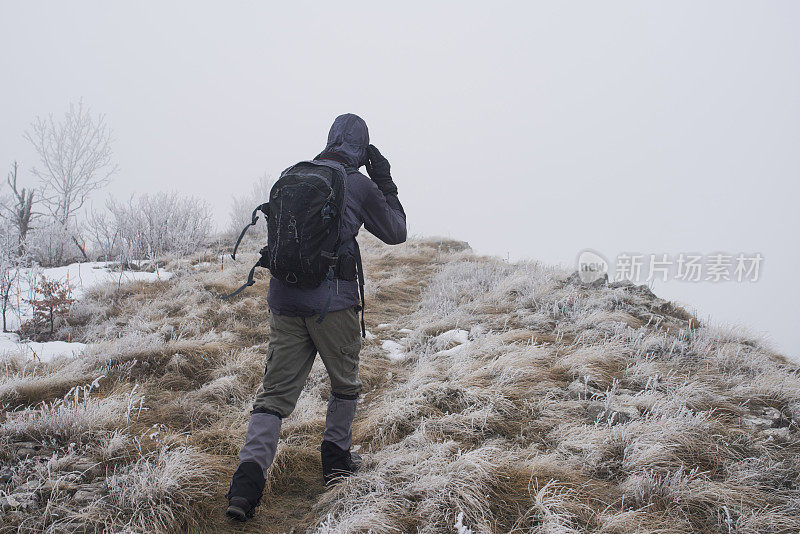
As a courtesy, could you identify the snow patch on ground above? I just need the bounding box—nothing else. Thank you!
[23,262,171,300]
[381,340,406,361]
[2,261,170,362]
[380,328,470,362]
[433,329,470,355]
[434,329,469,345]
[435,344,469,356]
[0,332,86,362]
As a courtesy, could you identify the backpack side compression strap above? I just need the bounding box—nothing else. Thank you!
[231,203,270,260]
[222,247,269,300]
[222,262,259,300]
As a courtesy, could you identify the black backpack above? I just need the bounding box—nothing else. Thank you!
[223,160,365,334]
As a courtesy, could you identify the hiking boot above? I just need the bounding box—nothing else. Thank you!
[226,461,265,521]
[321,440,362,486]
[226,496,253,522]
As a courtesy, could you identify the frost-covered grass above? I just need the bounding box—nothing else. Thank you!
[0,252,222,532]
[1,235,798,533]
[307,255,800,533]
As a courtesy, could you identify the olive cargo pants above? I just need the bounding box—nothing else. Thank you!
[238,307,363,478]
[253,306,362,416]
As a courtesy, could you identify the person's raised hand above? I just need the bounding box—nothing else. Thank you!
[366,144,397,196]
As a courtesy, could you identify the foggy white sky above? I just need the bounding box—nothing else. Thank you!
[1,1,798,358]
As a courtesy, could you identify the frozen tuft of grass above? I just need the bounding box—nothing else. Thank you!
[102,444,214,532]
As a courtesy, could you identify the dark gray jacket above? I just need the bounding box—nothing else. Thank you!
[267,114,407,316]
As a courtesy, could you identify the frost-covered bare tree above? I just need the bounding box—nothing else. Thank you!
[228,174,272,237]
[84,207,119,261]
[107,192,212,267]
[25,100,118,261]
[25,101,118,225]
[0,227,23,332]
[24,223,75,267]
[1,161,37,254]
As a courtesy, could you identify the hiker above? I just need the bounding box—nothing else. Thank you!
[226,113,407,521]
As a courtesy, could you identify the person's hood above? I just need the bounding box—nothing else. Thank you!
[318,113,369,168]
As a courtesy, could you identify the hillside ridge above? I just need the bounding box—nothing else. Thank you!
[1,235,798,533]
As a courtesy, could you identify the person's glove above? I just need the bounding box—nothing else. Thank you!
[366,144,398,196]
[257,246,270,268]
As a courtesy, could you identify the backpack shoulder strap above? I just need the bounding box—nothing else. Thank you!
[314,162,349,325]
[353,240,366,338]
[325,162,366,337]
